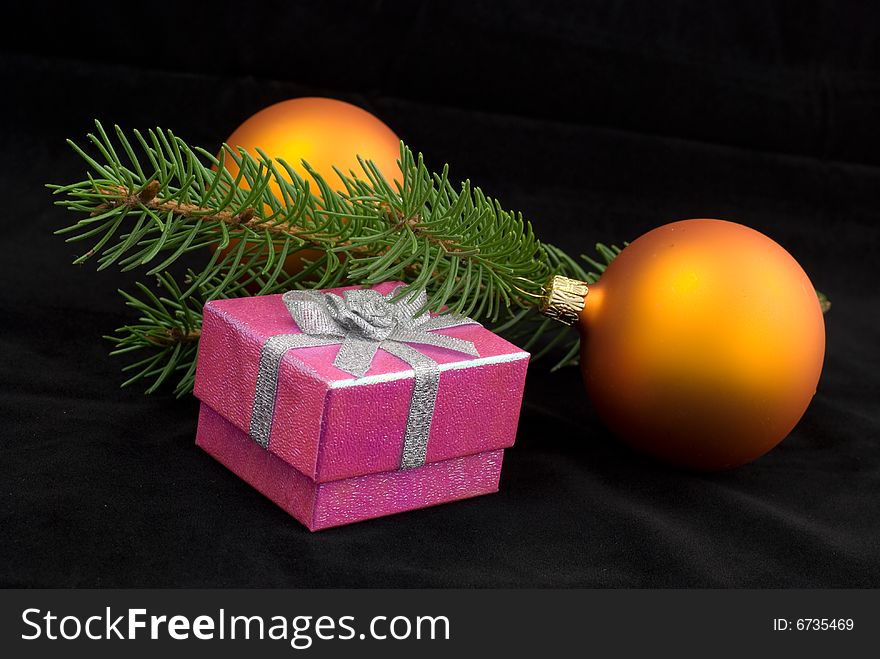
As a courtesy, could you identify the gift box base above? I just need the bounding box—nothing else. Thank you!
[195,404,505,531]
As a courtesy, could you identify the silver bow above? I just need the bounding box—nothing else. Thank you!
[249,286,480,469]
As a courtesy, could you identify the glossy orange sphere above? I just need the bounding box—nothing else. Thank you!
[578,219,825,470]
[223,97,401,189]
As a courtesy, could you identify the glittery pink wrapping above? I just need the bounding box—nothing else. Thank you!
[192,281,529,529]
[196,404,504,531]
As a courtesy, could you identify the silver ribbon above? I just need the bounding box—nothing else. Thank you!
[249,287,479,469]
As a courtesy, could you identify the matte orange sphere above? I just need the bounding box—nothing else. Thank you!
[578,219,825,470]
[223,97,401,188]
[217,97,401,279]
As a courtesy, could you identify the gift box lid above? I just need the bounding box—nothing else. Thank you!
[193,282,530,483]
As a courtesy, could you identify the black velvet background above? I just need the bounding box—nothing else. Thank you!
[1,1,878,587]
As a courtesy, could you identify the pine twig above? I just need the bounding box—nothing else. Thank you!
[51,121,575,395]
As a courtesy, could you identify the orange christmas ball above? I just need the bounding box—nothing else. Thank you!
[577,219,825,471]
[217,97,401,278]
[223,97,401,188]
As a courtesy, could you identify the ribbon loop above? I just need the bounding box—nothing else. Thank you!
[282,290,345,338]
[250,286,481,469]
[389,330,479,356]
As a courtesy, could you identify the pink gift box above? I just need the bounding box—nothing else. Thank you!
[193,281,530,531]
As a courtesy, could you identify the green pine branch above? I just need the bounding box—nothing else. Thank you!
[107,272,204,397]
[50,121,619,395]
